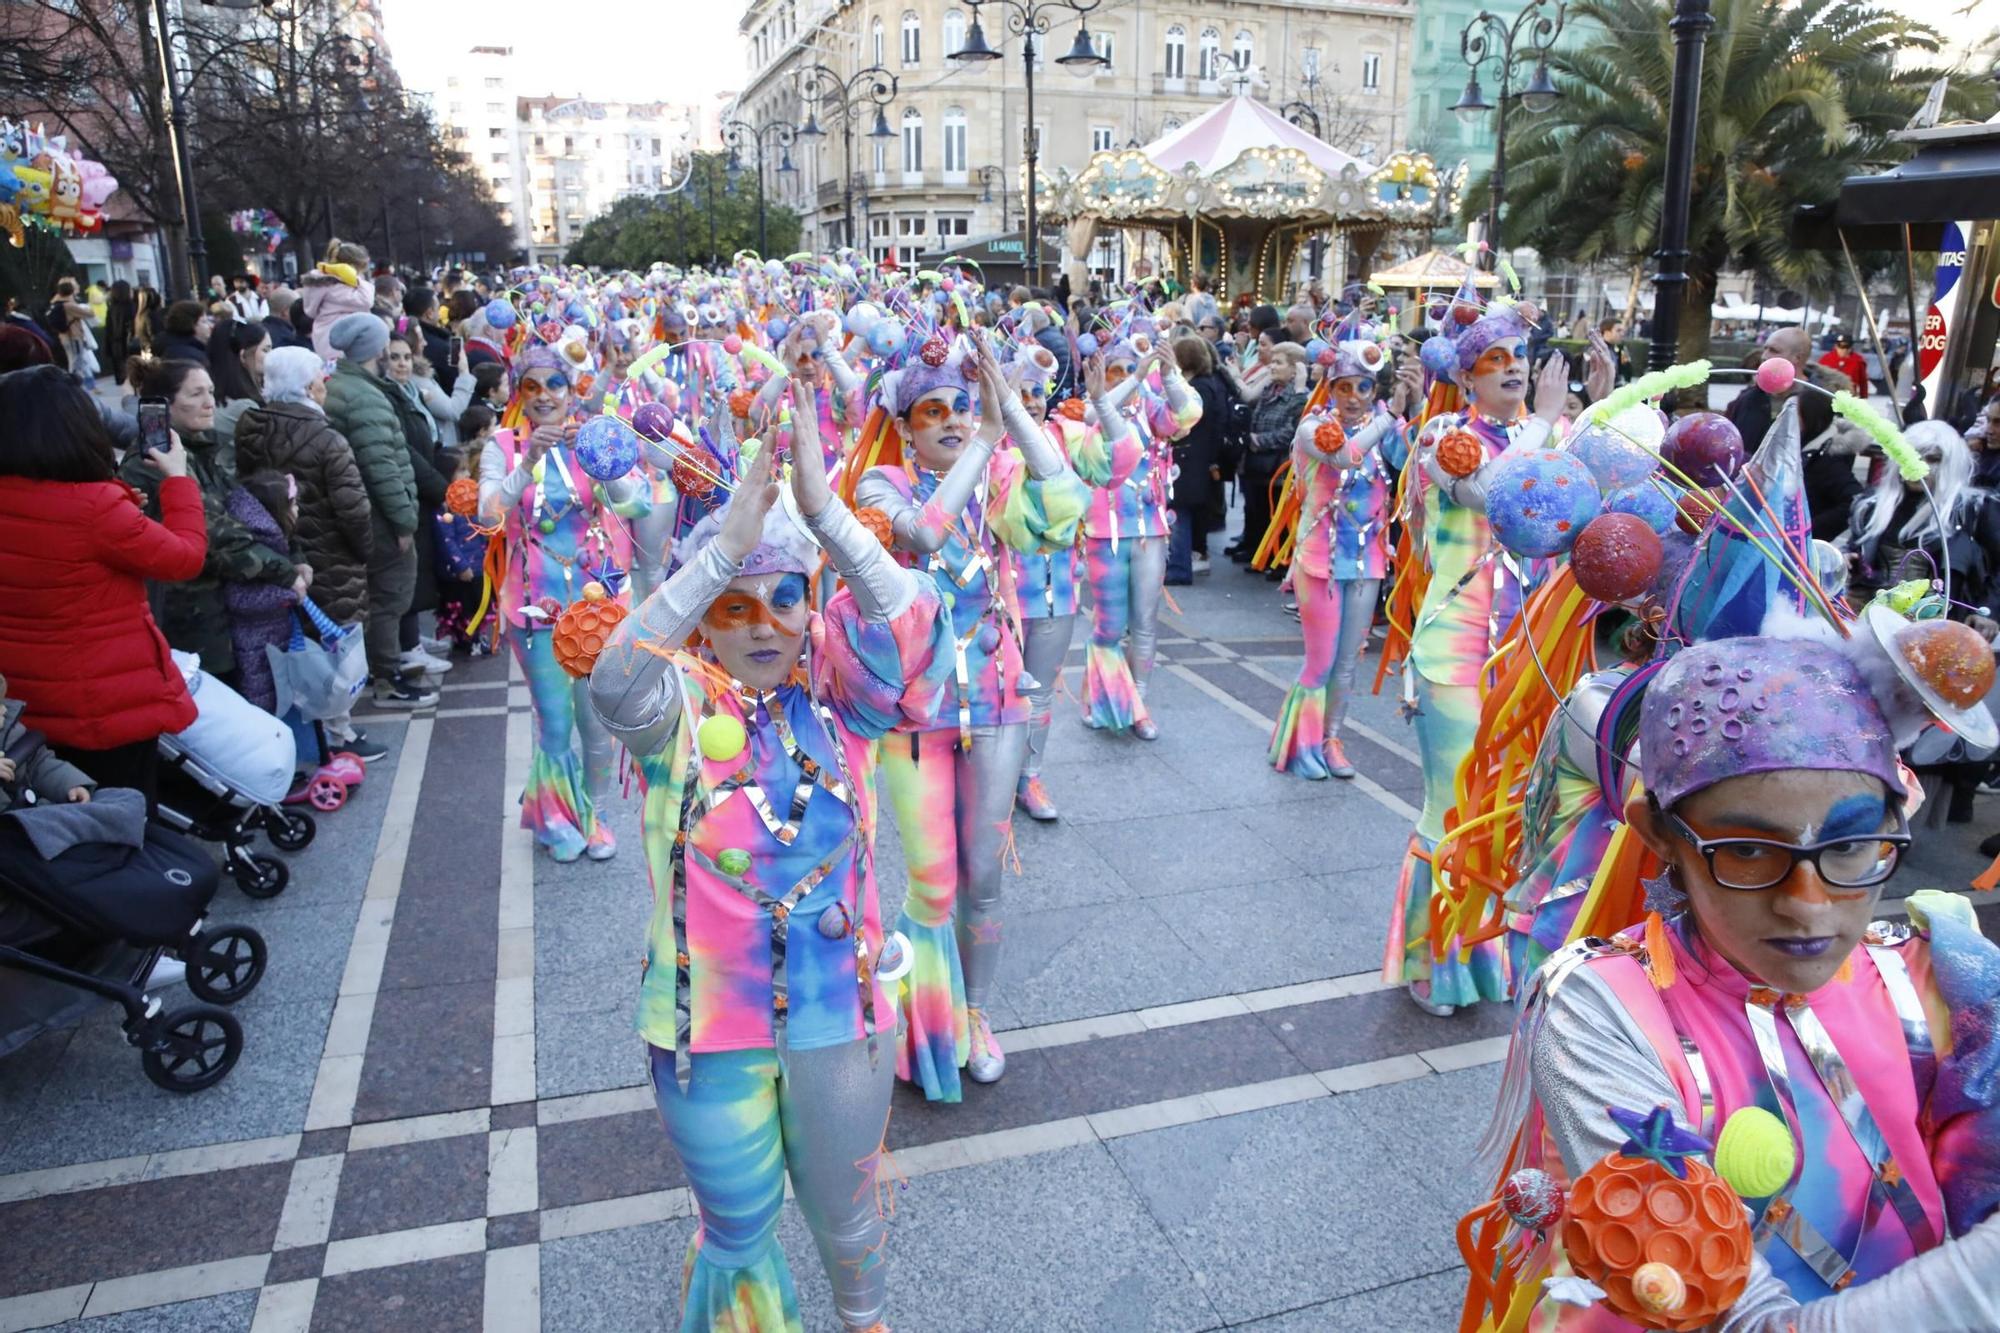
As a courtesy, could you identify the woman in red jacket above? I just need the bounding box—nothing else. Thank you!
[0,365,208,805]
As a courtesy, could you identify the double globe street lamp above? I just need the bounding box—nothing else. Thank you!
[950,0,1107,288]
[724,117,798,259]
[795,63,898,254]
[1450,0,1565,261]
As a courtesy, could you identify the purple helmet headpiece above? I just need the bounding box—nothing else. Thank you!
[883,334,975,417]
[1639,635,1903,810]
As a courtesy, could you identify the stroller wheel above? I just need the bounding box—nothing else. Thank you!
[186,925,267,1005]
[307,775,348,812]
[234,853,290,899]
[141,1006,243,1093]
[267,807,316,852]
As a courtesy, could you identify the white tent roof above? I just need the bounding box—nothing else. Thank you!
[1137,95,1375,180]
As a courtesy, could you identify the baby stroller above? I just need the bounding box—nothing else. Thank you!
[0,811,265,1093]
[156,651,311,898]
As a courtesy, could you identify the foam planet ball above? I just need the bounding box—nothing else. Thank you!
[1420,335,1458,377]
[767,318,789,341]
[1661,412,1745,487]
[630,401,674,441]
[484,299,517,330]
[1895,618,1998,709]
[1604,402,1668,452]
[573,415,641,481]
[1500,1168,1565,1230]
[1570,512,1664,603]
[1713,1107,1796,1200]
[1305,337,1330,364]
[698,714,747,763]
[1754,357,1796,395]
[1568,420,1659,492]
[845,302,882,336]
[1485,449,1603,558]
[1604,481,1680,535]
[866,320,903,357]
[723,334,743,354]
[1077,332,1100,357]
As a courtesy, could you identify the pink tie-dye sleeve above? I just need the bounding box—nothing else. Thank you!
[810,581,954,739]
[1914,920,2000,1234]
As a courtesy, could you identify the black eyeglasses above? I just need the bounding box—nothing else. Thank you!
[1662,806,1910,891]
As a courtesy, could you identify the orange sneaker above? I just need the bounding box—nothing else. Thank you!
[1323,737,1356,779]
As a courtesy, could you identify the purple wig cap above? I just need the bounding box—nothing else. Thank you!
[1639,635,1902,811]
[884,336,975,417]
[1453,306,1531,372]
[674,498,817,578]
[512,342,565,378]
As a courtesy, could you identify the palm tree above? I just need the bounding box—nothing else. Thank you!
[1481,0,1977,361]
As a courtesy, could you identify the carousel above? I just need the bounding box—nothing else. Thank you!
[1033,94,1461,303]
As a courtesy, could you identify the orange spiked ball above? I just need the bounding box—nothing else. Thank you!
[1314,419,1347,454]
[1435,428,1484,479]
[445,476,480,518]
[1561,1152,1751,1331]
[856,506,895,549]
[727,388,756,419]
[552,582,629,678]
[1057,398,1088,422]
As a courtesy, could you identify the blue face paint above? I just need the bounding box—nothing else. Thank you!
[1819,792,1888,842]
[769,573,808,611]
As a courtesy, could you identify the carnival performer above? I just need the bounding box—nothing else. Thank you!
[1072,332,1202,739]
[1457,621,2000,1330]
[1263,327,1418,779]
[588,394,951,1333]
[1383,300,1569,1014]
[1002,342,1081,821]
[847,328,1089,1101]
[479,328,650,862]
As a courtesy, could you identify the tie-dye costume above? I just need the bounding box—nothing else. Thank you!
[1484,903,2000,1329]
[1073,373,1201,731]
[480,428,650,861]
[1269,407,1409,779]
[1383,410,1531,1008]
[856,439,1088,1103]
[1011,415,1087,792]
[590,497,952,1333]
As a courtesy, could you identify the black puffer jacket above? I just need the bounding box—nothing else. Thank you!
[234,401,373,624]
[383,381,450,614]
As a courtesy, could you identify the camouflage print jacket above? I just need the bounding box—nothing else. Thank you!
[119,429,296,677]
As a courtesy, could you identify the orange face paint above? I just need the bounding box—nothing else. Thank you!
[908,391,969,430]
[520,373,570,397]
[701,575,809,634]
[1470,343,1521,378]
[1105,362,1133,388]
[1331,377,1375,412]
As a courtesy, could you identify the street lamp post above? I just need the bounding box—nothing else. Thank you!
[149,0,209,297]
[724,117,798,258]
[1450,0,1565,263]
[1648,0,1715,370]
[976,164,1010,232]
[951,0,1107,289]
[795,63,897,253]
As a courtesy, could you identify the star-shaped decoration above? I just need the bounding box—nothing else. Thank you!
[1541,1276,1607,1310]
[1880,1160,1903,1189]
[1641,870,1687,915]
[1608,1103,1713,1179]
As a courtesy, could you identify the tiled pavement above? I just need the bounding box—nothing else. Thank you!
[4,572,1998,1333]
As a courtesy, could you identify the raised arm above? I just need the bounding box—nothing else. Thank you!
[789,374,917,622]
[852,414,997,556]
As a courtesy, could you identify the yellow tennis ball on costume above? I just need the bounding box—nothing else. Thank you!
[1715,1106,1795,1199]
[697,714,747,764]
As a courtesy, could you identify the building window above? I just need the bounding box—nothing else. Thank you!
[486,102,504,114]
[872,17,885,67]
[490,152,507,164]
[901,10,920,66]
[896,214,927,266]
[484,77,503,89]
[1198,28,1220,82]
[936,214,970,240]
[1163,25,1185,80]
[943,106,968,175]
[1092,29,1113,68]
[1303,47,1320,80]
[1361,52,1381,92]
[488,126,506,138]
[1233,29,1253,71]
[943,8,964,57]
[872,138,886,175]
[1091,125,1114,152]
[1161,115,1182,133]
[901,106,923,174]
[651,138,661,154]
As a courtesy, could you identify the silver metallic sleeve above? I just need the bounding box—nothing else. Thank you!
[1000,397,1065,479]
[1159,368,1195,419]
[852,435,997,555]
[1102,375,1142,412]
[1091,394,1134,449]
[820,341,863,396]
[587,540,741,755]
[1718,1218,2000,1331]
[802,494,918,622]
[479,435,533,517]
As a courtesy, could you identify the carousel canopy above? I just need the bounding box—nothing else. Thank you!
[1037,96,1453,229]
[1139,96,1375,181]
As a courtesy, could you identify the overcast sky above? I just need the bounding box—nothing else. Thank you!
[378,0,747,105]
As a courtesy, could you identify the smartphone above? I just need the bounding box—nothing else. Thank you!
[448,334,464,363]
[138,396,172,453]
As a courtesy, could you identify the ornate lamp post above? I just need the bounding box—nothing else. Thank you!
[1648,0,1715,370]
[1450,0,1565,261]
[976,164,1010,232]
[950,0,1107,288]
[794,63,897,252]
[724,117,798,258]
